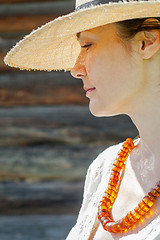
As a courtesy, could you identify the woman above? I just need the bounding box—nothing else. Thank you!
[4,0,160,239]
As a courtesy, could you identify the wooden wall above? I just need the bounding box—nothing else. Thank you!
[0,0,138,215]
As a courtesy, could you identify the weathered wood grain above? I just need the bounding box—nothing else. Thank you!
[0,72,87,106]
[0,215,77,240]
[0,144,105,181]
[0,38,17,52]
[0,181,83,214]
[0,2,74,33]
[0,106,138,180]
[0,1,74,17]
[0,0,70,4]
[0,106,138,181]
[0,53,7,72]
[0,15,58,33]
[0,106,138,146]
[0,105,138,214]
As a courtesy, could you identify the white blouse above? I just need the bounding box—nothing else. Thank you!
[66,141,160,240]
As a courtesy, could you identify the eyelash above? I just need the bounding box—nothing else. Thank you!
[81,44,92,50]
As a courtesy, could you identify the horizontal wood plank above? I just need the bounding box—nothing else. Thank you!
[0,144,100,181]
[0,2,74,33]
[0,72,87,106]
[0,181,83,214]
[0,215,77,240]
[0,0,66,3]
[0,105,138,146]
[0,105,138,181]
[0,1,74,17]
[0,15,58,33]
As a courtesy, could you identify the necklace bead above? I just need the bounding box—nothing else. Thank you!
[98,138,160,233]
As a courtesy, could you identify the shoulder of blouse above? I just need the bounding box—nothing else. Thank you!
[66,141,124,240]
[83,141,123,197]
[86,141,124,180]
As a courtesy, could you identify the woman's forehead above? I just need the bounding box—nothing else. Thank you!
[76,24,115,40]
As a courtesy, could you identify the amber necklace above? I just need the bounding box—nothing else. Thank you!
[98,138,160,233]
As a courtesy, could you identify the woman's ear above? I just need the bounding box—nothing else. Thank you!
[139,29,160,59]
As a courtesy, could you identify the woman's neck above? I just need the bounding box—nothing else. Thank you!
[128,90,160,191]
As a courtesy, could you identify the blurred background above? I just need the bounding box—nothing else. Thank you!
[0,0,138,239]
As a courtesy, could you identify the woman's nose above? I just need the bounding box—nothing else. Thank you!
[71,54,87,79]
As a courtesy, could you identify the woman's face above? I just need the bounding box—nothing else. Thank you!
[71,24,143,117]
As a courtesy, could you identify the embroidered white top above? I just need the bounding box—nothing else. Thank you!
[66,141,160,240]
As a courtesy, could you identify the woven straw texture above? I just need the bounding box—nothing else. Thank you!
[4,1,160,71]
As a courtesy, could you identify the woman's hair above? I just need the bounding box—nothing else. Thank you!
[116,17,160,40]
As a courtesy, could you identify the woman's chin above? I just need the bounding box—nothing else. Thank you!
[89,103,107,117]
[89,102,120,117]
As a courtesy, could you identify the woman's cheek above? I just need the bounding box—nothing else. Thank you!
[86,53,102,80]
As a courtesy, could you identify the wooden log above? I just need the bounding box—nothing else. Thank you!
[0,0,66,3]
[0,38,17,51]
[0,1,74,17]
[0,53,7,72]
[0,2,74,33]
[0,72,87,106]
[0,15,59,33]
[0,181,83,214]
[0,106,138,147]
[0,39,18,72]
[0,105,138,182]
[0,215,77,240]
[0,105,138,181]
[0,144,105,181]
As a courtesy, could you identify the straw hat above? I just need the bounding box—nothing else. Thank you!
[4,0,160,71]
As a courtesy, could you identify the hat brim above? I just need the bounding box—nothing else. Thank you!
[4,1,160,71]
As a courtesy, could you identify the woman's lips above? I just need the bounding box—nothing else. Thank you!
[84,87,96,96]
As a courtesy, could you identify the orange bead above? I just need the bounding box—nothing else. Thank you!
[98,211,106,220]
[134,206,142,214]
[107,185,118,193]
[125,138,135,148]
[131,210,141,220]
[149,189,159,198]
[113,161,125,169]
[123,217,132,227]
[97,138,160,233]
[101,198,112,209]
[148,194,156,201]
[122,147,129,152]
[118,219,127,230]
[98,209,111,219]
[99,202,109,211]
[105,189,117,199]
[121,217,131,228]
[103,193,116,203]
[110,175,119,183]
[100,216,112,225]
[114,221,122,232]
[143,196,154,208]
[116,156,125,162]
[108,178,118,187]
[112,166,122,173]
[155,186,160,194]
[138,201,149,214]
[118,151,127,158]
[111,170,120,178]
[105,222,117,233]
[126,212,136,224]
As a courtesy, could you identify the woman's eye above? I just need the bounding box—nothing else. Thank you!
[81,44,92,50]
